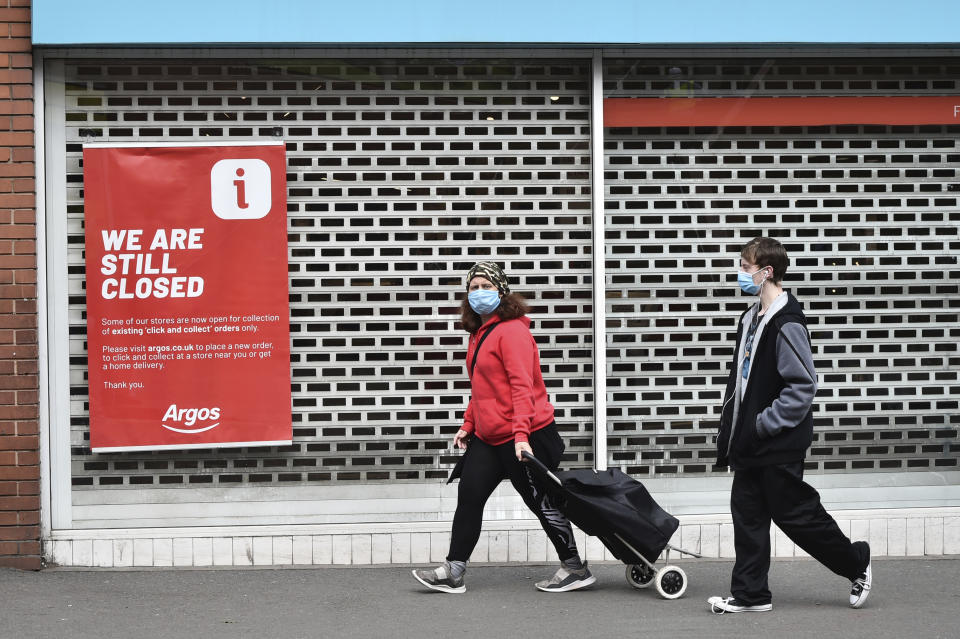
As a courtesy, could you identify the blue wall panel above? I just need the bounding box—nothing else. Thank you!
[32,0,960,46]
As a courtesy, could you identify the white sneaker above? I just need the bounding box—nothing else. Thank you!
[708,596,773,614]
[849,561,872,608]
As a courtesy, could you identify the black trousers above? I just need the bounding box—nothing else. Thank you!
[731,462,869,605]
[447,423,578,563]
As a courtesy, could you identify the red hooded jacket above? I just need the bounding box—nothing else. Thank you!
[461,315,555,445]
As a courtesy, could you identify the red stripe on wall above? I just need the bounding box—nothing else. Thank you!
[604,96,960,127]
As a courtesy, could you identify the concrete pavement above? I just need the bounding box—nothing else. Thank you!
[0,557,957,639]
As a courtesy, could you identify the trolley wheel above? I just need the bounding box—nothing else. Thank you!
[625,564,655,589]
[654,565,687,600]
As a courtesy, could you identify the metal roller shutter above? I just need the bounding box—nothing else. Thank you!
[59,57,596,497]
[603,58,959,477]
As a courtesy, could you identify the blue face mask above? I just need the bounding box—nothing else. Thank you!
[737,268,767,295]
[468,289,501,315]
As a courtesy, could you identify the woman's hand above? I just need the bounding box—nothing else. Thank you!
[453,429,471,450]
[515,440,533,461]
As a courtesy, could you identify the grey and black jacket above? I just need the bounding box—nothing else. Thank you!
[716,291,818,469]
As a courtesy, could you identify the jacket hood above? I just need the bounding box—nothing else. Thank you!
[775,291,806,324]
[479,314,530,331]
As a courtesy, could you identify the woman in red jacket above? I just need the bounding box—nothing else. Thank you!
[412,262,594,594]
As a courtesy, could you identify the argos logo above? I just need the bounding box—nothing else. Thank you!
[161,404,221,434]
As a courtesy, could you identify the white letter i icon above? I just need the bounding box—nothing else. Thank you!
[233,168,249,209]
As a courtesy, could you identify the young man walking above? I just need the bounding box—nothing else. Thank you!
[709,237,873,614]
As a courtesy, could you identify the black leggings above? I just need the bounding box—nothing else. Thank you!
[447,423,578,563]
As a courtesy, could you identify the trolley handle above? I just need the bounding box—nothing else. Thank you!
[520,451,563,487]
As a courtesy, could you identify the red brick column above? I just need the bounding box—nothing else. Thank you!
[0,0,40,570]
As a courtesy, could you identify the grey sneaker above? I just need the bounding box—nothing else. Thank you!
[412,561,465,594]
[708,596,773,614]
[535,562,596,592]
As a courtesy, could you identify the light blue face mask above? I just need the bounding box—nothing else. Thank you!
[468,289,501,315]
[737,268,768,295]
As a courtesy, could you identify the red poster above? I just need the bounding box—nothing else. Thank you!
[83,142,292,452]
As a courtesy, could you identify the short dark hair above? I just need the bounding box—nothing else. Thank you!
[459,292,529,333]
[741,237,788,283]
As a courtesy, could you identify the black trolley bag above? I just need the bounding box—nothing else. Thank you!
[522,451,701,599]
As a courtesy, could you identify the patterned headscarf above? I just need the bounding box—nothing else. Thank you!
[466,261,510,294]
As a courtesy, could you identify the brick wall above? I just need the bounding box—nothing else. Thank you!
[0,0,40,570]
